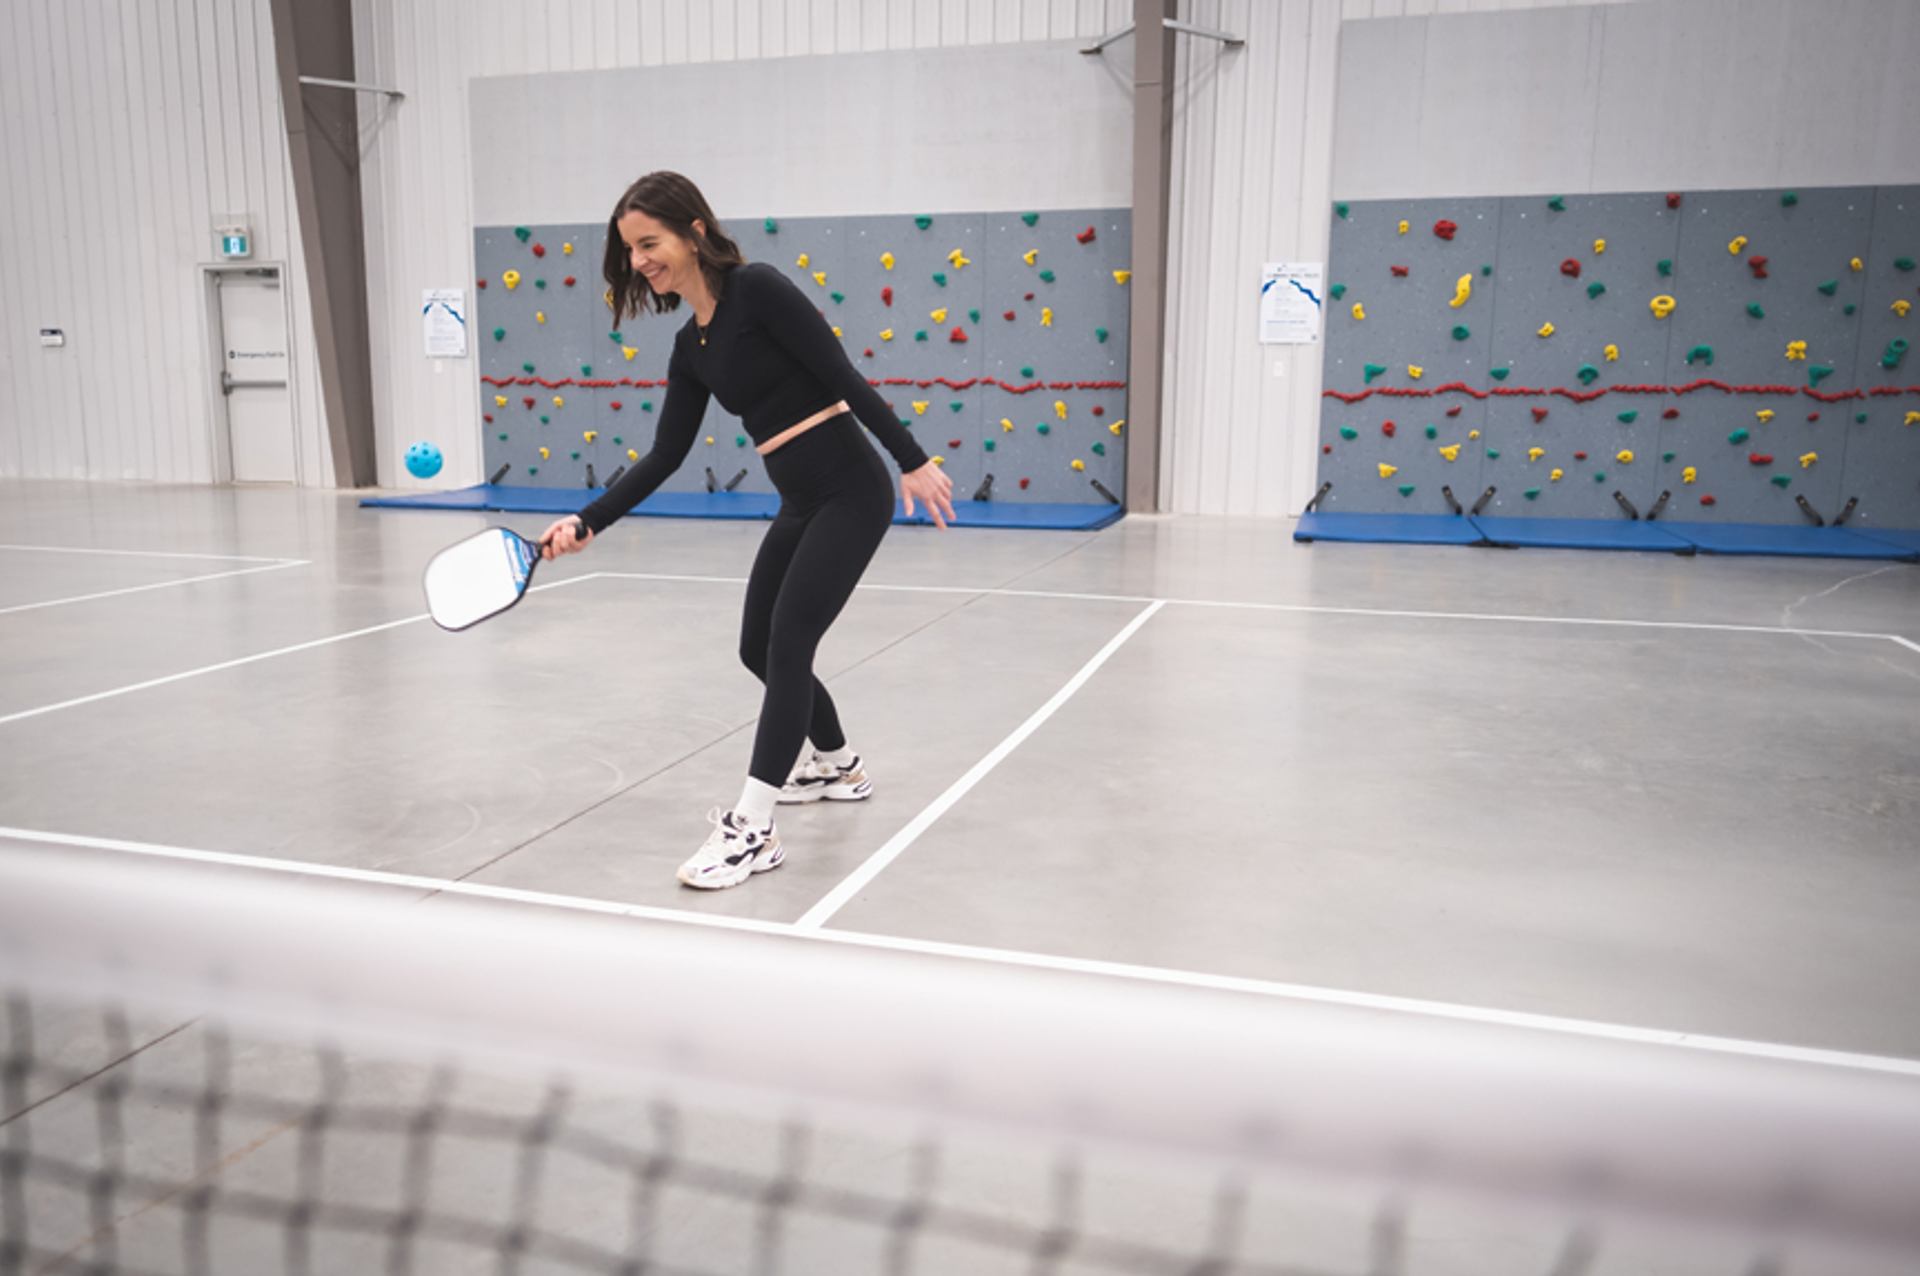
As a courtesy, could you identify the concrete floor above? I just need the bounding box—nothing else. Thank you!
[3,477,1919,1272]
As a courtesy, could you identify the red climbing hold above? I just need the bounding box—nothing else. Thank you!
[477,278,487,289]
[949,327,968,343]
[1381,421,1397,437]
[1019,478,1031,490]
[1092,406,1105,416]
[1560,258,1582,278]
[1807,412,1820,422]
[1701,494,1717,506]
[532,243,546,257]
[1024,292,1035,301]
[1433,219,1458,241]
[949,439,962,448]
[1532,407,1550,422]
[1666,193,1683,209]
[1076,226,1097,244]
[1446,405,1462,417]
[1323,444,1334,454]
[610,401,622,411]
[1390,264,1410,277]
[863,348,874,358]
[1749,453,1774,465]
[1003,310,1017,321]
[1748,255,1769,279]
[1574,451,1588,461]
[483,414,493,423]
[563,276,576,287]
[882,287,893,307]
[523,397,536,409]
[1661,408,1680,420]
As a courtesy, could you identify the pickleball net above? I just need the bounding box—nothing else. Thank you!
[3,844,1918,1276]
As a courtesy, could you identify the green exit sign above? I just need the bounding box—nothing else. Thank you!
[219,232,251,259]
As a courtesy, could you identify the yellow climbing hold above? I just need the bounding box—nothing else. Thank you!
[1604,343,1620,362]
[1616,449,1634,464]
[628,449,640,462]
[1110,420,1124,436]
[705,437,714,446]
[1550,468,1565,482]
[1071,459,1086,472]
[1113,270,1132,285]
[1850,257,1863,272]
[880,252,894,271]
[832,327,843,338]
[622,346,638,361]
[1650,294,1677,319]
[604,288,614,309]
[1894,299,1913,317]
[1907,411,1920,426]
[948,249,970,269]
[1728,235,1748,255]
[535,311,546,324]
[1593,238,1607,255]
[1785,340,1808,360]
[1469,430,1481,440]
[1756,409,1774,423]
[1682,466,1697,484]
[1407,365,1424,380]
[1055,400,1069,420]
[494,395,508,408]
[539,447,550,461]
[931,456,945,467]
[1023,249,1038,267]
[1378,463,1399,479]
[812,271,828,287]
[562,243,574,256]
[930,308,948,324]
[551,395,564,408]
[1438,444,1461,462]
[1799,452,1819,468]
[1398,220,1409,235]
[1450,274,1472,308]
[1528,447,1546,462]
[1041,307,1054,328]
[1352,303,1366,321]
[1537,321,1556,338]
[912,400,930,415]
[880,329,894,342]
[797,253,810,269]
[583,430,597,443]
[1001,418,1015,432]
[502,270,521,290]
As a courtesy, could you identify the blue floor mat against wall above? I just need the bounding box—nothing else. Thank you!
[1292,512,1918,562]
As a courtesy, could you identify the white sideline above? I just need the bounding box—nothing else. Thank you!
[0,561,310,616]
[1,823,1916,1079]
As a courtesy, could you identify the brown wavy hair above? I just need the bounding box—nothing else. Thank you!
[602,172,746,323]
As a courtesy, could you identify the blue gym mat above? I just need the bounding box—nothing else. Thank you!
[360,484,1123,531]
[1292,512,1487,546]
[1661,522,1917,561]
[1846,527,1920,557]
[1472,517,1696,554]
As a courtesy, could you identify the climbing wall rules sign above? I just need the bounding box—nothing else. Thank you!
[423,289,468,358]
[1261,262,1324,344]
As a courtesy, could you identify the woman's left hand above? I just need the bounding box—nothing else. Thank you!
[901,461,957,530]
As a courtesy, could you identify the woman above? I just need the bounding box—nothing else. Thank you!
[540,172,956,890]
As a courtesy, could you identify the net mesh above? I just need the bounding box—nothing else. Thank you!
[2,848,1917,1276]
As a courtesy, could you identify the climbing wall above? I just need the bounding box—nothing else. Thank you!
[473,211,1132,507]
[1318,185,1920,528]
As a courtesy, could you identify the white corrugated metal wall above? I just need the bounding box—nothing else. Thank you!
[0,0,331,486]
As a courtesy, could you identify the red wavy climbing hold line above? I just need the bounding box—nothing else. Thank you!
[480,374,1128,395]
[1323,381,1918,406]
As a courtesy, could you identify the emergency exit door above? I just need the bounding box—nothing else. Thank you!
[214,267,295,483]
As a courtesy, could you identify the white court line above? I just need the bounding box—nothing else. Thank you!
[793,600,1167,930]
[0,544,304,564]
[3,823,1917,1079]
[595,570,1913,647]
[1891,634,1920,657]
[0,561,310,617]
[0,574,604,728]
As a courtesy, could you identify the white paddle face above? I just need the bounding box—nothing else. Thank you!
[423,528,537,630]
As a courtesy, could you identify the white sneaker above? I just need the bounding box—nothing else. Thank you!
[677,808,784,889]
[778,754,873,804]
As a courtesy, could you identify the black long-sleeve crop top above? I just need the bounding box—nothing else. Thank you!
[577,261,930,534]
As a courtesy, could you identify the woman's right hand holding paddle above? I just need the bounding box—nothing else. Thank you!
[540,517,593,561]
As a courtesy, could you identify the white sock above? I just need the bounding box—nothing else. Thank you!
[816,743,857,769]
[733,778,780,829]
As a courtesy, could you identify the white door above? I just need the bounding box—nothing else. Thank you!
[216,268,295,483]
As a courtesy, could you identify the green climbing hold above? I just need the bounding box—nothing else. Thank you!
[1487,449,1501,460]
[1746,302,1764,319]
[580,364,592,376]
[915,330,928,342]
[1657,259,1673,277]
[1808,365,1835,386]
[1334,202,1349,219]
[1038,270,1056,283]
[1728,428,1751,444]
[514,227,531,242]
[932,273,947,287]
[831,291,845,304]
[914,216,933,230]
[1021,213,1039,227]
[1330,283,1347,300]
[610,331,623,343]
[1489,367,1510,381]
[523,362,535,374]
[1685,344,1714,366]
[1617,410,1638,423]
[492,328,506,341]
[1451,325,1471,341]
[1845,304,1857,316]
[1856,411,1870,423]
[1662,451,1676,462]
[1092,442,1107,456]
[1095,328,1109,343]
[764,218,778,234]
[1577,364,1600,385]
[1481,265,1493,277]
[1771,475,1792,489]
[1398,484,1416,497]
[613,437,624,446]
[642,402,653,412]
[737,435,748,447]
[1587,281,1606,299]
[950,402,964,412]
[1594,472,1607,483]
[1781,191,1798,206]
[535,279,546,289]
[497,433,508,442]
[984,439,996,452]
[1883,338,1910,369]
[1020,365,1035,378]
[570,451,580,461]
[540,415,549,424]
[1339,427,1358,440]
[1817,279,1838,296]
[1424,425,1438,440]
[1363,363,1389,384]
[528,467,538,476]
[1547,196,1566,211]
[1037,423,1051,436]
[968,309,980,324]
[1524,488,1541,500]
[1894,257,1916,271]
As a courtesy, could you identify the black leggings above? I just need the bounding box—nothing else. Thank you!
[739,412,895,787]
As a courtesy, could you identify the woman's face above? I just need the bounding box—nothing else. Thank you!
[617,209,704,299]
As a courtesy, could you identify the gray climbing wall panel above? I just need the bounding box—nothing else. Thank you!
[473,210,1131,507]
[1319,186,1920,528]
